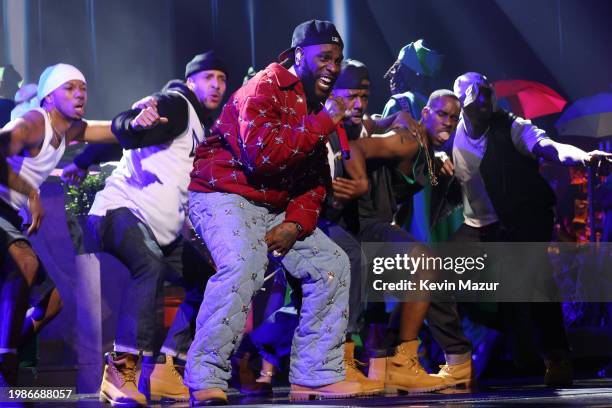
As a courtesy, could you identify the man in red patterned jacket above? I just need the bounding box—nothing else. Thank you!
[184,20,369,405]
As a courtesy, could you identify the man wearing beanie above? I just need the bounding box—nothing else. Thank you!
[66,51,228,406]
[0,63,114,387]
[185,20,364,405]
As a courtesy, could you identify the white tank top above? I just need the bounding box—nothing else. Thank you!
[89,92,205,246]
[0,108,66,219]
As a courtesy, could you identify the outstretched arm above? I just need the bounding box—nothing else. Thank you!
[67,120,116,143]
[350,127,420,162]
[533,138,612,167]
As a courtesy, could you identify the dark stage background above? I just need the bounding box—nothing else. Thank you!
[2,0,612,125]
[2,0,612,393]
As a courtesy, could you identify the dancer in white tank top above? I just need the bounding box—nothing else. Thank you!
[0,63,115,387]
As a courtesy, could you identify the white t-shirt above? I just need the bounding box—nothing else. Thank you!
[0,108,66,222]
[453,115,549,227]
[89,92,205,246]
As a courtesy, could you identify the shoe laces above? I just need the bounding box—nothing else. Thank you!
[116,365,137,386]
[170,363,184,381]
[438,364,451,375]
[346,357,369,379]
[109,355,137,387]
[393,349,426,374]
[346,358,367,370]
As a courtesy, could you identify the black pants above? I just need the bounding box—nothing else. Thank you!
[427,216,570,359]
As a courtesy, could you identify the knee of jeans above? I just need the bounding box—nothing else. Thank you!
[131,257,167,281]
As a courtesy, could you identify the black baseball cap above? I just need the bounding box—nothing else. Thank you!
[278,19,344,63]
[334,59,370,90]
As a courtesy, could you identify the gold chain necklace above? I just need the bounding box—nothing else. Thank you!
[415,130,438,187]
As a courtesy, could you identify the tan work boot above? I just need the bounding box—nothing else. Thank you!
[385,340,448,393]
[290,379,364,401]
[432,360,474,392]
[142,355,189,401]
[99,352,147,407]
[190,387,228,406]
[344,342,384,395]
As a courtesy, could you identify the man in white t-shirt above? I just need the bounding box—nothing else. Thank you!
[426,72,611,389]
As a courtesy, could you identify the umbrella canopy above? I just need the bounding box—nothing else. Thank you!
[493,79,567,119]
[556,92,612,138]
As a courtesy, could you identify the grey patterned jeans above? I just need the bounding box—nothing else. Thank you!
[185,192,350,391]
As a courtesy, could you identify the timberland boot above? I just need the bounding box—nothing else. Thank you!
[190,387,228,406]
[140,355,189,402]
[344,342,384,395]
[385,340,448,393]
[432,359,474,392]
[290,379,364,401]
[99,352,146,407]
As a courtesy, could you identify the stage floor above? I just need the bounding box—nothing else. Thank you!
[19,378,612,407]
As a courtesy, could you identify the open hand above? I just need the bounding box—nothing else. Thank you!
[61,163,89,186]
[584,150,612,165]
[332,177,367,201]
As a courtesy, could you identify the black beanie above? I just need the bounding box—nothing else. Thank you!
[185,51,227,79]
[334,59,369,90]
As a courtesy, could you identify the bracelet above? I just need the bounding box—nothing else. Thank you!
[259,370,274,378]
[290,222,303,234]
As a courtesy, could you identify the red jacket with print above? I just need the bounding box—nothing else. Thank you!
[188,63,336,237]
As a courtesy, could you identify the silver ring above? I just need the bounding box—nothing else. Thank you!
[272,250,282,257]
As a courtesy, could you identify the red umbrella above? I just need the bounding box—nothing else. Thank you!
[493,80,567,119]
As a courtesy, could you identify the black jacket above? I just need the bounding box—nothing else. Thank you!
[75,80,212,168]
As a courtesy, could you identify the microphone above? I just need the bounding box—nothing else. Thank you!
[321,100,351,159]
[336,123,351,160]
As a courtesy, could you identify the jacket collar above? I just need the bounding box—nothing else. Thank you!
[265,63,300,89]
